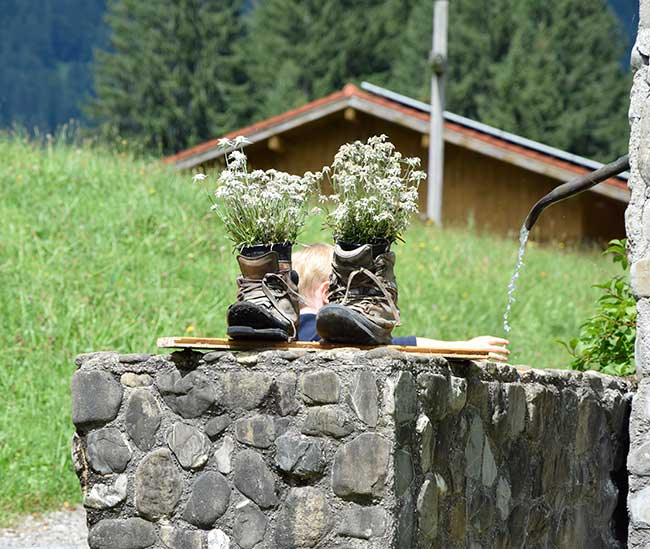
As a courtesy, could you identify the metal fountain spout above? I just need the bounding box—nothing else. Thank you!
[523,154,630,231]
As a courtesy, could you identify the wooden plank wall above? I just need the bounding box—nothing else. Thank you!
[206,110,626,244]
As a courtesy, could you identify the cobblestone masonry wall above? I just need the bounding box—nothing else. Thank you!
[71,349,633,549]
[628,2,650,547]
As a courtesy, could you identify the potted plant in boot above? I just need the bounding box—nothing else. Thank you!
[195,137,320,341]
[317,134,426,345]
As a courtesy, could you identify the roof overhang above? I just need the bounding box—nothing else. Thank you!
[165,84,630,203]
[171,98,351,170]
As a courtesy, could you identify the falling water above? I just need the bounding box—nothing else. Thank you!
[503,226,530,334]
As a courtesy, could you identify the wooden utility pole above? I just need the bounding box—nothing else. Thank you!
[427,0,448,225]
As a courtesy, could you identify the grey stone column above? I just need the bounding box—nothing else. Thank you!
[628,2,650,546]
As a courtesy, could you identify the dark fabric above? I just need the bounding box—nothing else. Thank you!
[298,313,417,347]
[298,313,320,342]
[391,335,418,346]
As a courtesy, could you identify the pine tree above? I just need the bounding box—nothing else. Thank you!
[477,0,630,159]
[389,0,511,109]
[388,0,630,160]
[243,0,413,119]
[87,0,249,153]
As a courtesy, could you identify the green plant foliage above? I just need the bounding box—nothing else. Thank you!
[322,136,425,243]
[0,0,638,156]
[204,140,321,248]
[561,239,636,376]
[243,0,416,119]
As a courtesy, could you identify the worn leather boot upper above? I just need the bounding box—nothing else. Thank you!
[317,243,400,344]
[227,250,300,341]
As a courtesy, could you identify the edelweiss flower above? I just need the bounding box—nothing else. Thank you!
[192,173,207,183]
[404,157,421,168]
[324,135,424,243]
[217,137,235,148]
[233,135,252,147]
[208,147,320,248]
[228,150,247,169]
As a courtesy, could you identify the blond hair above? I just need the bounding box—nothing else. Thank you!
[293,243,333,297]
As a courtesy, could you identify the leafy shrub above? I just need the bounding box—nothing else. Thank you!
[561,239,636,376]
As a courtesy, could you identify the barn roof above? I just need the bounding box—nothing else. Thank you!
[164,82,629,203]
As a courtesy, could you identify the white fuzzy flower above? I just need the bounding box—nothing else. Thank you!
[233,135,252,147]
[217,137,235,148]
[209,148,320,248]
[228,150,247,170]
[324,135,424,243]
[192,173,207,183]
[374,211,394,222]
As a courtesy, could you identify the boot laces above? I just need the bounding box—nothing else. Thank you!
[331,259,400,326]
[238,273,304,340]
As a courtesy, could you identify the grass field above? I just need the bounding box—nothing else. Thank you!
[0,136,618,520]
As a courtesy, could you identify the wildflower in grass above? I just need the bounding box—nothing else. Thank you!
[321,135,426,243]
[199,137,320,250]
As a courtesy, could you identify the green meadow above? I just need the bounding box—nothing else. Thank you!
[0,136,617,520]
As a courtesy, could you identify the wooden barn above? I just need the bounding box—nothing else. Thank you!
[164,82,630,243]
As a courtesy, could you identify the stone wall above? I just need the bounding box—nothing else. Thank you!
[71,349,632,549]
[627,1,650,546]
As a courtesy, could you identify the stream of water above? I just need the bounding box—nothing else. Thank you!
[503,226,530,334]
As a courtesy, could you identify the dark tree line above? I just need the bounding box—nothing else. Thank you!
[0,0,637,161]
[0,0,107,132]
[87,0,249,154]
[388,0,632,160]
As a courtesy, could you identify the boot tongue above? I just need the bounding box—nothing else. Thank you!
[237,252,279,280]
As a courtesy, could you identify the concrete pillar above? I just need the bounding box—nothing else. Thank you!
[627,2,650,546]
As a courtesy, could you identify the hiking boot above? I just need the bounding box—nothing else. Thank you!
[227,244,301,341]
[316,241,400,345]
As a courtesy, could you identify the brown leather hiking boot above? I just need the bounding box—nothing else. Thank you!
[227,246,301,341]
[316,242,400,345]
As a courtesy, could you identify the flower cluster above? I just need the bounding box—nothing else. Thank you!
[194,134,425,249]
[322,135,426,244]
[195,137,320,249]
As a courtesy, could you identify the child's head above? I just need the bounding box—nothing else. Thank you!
[293,243,333,311]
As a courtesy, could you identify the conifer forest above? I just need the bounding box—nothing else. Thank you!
[0,0,639,160]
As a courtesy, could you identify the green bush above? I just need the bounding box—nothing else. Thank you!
[561,239,636,376]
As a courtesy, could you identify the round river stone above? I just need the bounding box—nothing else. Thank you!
[135,448,182,520]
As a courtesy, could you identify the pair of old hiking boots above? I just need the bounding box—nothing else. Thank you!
[227,241,400,345]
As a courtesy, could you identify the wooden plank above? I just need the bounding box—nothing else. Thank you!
[157,336,489,360]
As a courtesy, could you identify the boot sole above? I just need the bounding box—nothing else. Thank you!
[227,326,290,341]
[227,302,292,341]
[316,304,392,345]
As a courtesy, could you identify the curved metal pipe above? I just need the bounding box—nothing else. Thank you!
[524,154,630,231]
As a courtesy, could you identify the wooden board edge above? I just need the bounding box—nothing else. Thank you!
[156,336,491,361]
